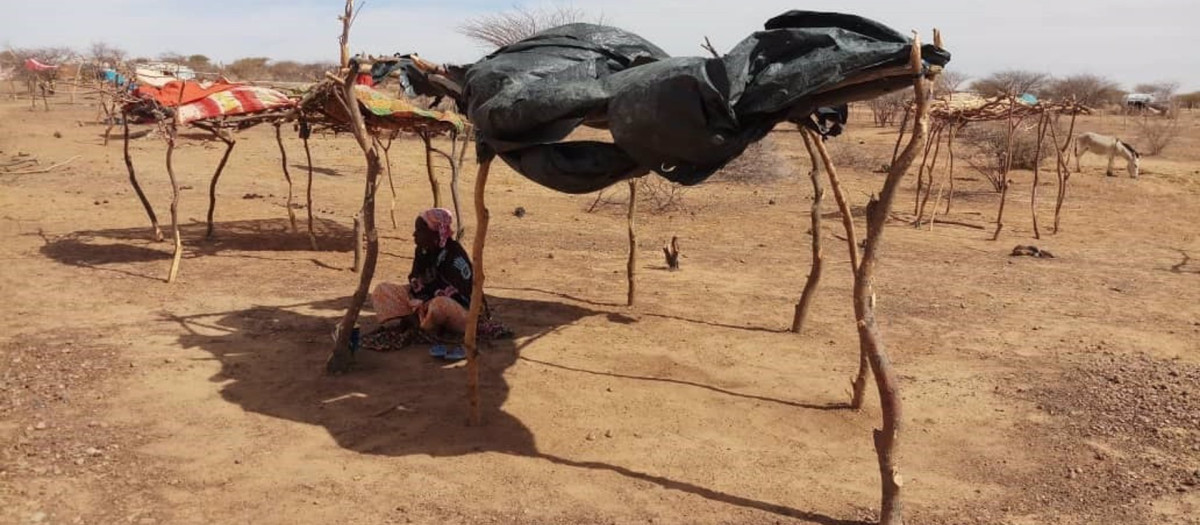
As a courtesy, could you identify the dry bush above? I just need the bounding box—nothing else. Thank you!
[959,122,1050,191]
[1135,116,1181,156]
[971,69,1050,97]
[585,177,690,214]
[827,140,888,173]
[458,6,601,49]
[867,91,908,127]
[1045,74,1122,107]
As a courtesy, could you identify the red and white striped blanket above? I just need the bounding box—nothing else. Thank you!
[174,85,295,124]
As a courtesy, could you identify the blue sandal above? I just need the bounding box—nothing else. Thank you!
[443,346,467,361]
[429,344,448,358]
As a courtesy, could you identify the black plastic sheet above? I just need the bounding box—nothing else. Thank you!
[464,10,951,194]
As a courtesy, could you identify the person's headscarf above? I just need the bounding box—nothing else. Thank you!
[418,208,454,248]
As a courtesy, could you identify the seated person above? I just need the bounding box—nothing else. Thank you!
[370,208,473,358]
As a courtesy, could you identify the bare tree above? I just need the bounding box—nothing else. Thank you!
[933,69,969,97]
[458,5,602,49]
[971,70,1050,97]
[867,90,908,127]
[89,42,126,65]
[1045,74,1121,107]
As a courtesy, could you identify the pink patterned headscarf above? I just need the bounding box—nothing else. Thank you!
[418,208,454,248]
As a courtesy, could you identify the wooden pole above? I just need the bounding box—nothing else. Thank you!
[70,62,81,105]
[855,32,935,525]
[448,130,465,240]
[1052,107,1078,234]
[1030,112,1049,239]
[338,0,353,71]
[928,125,955,229]
[913,121,939,215]
[205,133,237,240]
[302,128,318,250]
[165,122,183,283]
[327,61,384,374]
[123,112,163,242]
[464,154,494,426]
[420,131,442,207]
[812,137,860,273]
[915,124,945,224]
[944,120,957,214]
[991,97,1017,241]
[274,123,298,232]
[891,109,910,168]
[380,134,398,229]
[626,178,638,307]
[792,128,824,333]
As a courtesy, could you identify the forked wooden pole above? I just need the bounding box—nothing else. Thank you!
[275,123,298,232]
[991,97,1017,241]
[302,130,318,250]
[626,178,638,307]
[123,112,163,242]
[380,134,398,229]
[1030,112,1049,239]
[327,56,384,373]
[205,133,237,239]
[448,131,465,239]
[855,32,937,525]
[944,121,958,214]
[420,131,443,207]
[464,153,494,426]
[165,123,184,283]
[792,128,824,333]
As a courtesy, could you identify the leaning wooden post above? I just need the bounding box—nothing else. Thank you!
[855,32,937,525]
[944,119,958,214]
[792,128,824,333]
[890,107,910,168]
[164,122,184,283]
[380,134,399,229]
[991,97,1017,241]
[274,123,298,232]
[123,111,163,242]
[464,151,494,426]
[327,63,384,374]
[1052,105,1078,234]
[810,130,870,404]
[812,136,860,273]
[447,130,465,239]
[300,116,318,250]
[1030,111,1049,239]
[205,131,237,239]
[626,178,638,307]
[915,123,945,224]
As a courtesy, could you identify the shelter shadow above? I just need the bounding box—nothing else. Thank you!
[164,294,858,523]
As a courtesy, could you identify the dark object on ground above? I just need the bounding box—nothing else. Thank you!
[663,236,681,270]
[513,206,526,218]
[1011,245,1055,258]
[463,11,950,194]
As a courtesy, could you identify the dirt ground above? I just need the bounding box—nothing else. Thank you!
[1,92,1198,525]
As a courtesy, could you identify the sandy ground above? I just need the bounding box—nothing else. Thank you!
[1,92,1198,525]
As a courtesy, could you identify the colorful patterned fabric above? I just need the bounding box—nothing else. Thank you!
[419,208,454,248]
[352,85,465,133]
[136,79,238,107]
[175,85,295,124]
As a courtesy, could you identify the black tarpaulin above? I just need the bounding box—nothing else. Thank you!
[464,10,951,194]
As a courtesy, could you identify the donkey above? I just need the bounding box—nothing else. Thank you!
[1075,132,1140,178]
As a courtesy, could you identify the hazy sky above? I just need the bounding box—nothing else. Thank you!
[3,0,1197,91]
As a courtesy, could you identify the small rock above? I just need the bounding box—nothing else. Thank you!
[164,358,175,364]
[34,422,47,430]
[604,430,613,438]
[585,433,596,441]
[768,199,776,205]
[85,447,102,457]
[513,207,526,218]
[29,511,47,523]
[74,458,85,466]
